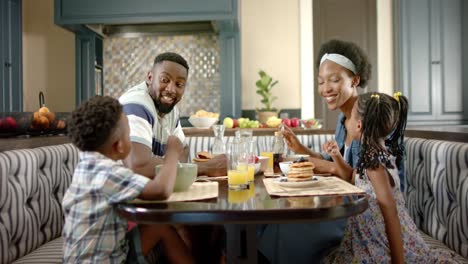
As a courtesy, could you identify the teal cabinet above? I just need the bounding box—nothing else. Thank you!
[1,0,22,112]
[398,0,468,124]
[55,0,236,24]
[75,28,103,105]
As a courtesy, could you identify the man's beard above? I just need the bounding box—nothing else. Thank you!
[153,97,176,114]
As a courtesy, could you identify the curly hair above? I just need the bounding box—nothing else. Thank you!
[154,52,189,72]
[315,39,372,88]
[67,96,123,151]
[355,92,408,174]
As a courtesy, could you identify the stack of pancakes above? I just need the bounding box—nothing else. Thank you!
[287,161,315,182]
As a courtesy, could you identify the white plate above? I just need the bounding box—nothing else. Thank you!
[274,176,320,188]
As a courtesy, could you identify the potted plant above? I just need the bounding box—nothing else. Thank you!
[255,70,279,124]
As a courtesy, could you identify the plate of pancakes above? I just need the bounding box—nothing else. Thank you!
[275,160,319,188]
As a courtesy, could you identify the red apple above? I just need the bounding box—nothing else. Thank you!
[0,116,18,132]
[290,118,300,128]
[282,118,291,127]
[255,156,259,163]
[233,118,238,128]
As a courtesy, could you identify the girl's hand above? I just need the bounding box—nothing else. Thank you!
[282,125,303,153]
[322,140,341,157]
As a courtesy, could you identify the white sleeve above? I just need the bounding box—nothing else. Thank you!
[127,115,153,149]
[173,120,186,146]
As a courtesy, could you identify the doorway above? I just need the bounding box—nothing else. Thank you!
[313,0,377,129]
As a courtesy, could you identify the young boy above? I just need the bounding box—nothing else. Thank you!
[62,95,194,263]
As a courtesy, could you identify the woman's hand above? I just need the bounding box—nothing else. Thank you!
[322,140,341,158]
[282,125,304,153]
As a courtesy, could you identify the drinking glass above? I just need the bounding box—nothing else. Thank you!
[227,140,249,190]
[260,151,274,173]
[211,124,226,156]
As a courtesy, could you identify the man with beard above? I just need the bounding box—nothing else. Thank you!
[119,52,226,264]
[119,52,227,178]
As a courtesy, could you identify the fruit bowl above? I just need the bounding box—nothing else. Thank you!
[188,116,218,128]
[302,118,323,129]
[0,112,31,137]
[28,112,68,136]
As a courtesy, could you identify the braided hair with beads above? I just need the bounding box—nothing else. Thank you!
[355,92,408,175]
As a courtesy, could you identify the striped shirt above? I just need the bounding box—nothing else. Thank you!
[62,151,149,263]
[119,81,186,157]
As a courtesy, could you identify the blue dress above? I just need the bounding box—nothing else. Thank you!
[257,113,405,264]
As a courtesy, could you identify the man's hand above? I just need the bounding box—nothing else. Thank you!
[196,154,228,177]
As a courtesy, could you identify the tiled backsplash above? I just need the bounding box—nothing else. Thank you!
[103,34,220,116]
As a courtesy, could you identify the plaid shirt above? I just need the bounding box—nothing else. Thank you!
[62,151,149,263]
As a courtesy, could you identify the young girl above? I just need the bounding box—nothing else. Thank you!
[322,92,453,263]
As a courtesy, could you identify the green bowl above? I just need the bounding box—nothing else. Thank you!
[155,163,198,192]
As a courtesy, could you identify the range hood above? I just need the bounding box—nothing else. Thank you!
[100,21,216,37]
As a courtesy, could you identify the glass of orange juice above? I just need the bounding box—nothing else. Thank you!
[237,163,255,183]
[228,188,250,203]
[260,151,274,173]
[228,169,248,190]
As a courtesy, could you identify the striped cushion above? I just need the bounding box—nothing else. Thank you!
[12,237,62,264]
[404,138,468,259]
[0,144,79,263]
[420,231,468,264]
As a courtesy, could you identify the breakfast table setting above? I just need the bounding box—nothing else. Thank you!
[116,160,368,263]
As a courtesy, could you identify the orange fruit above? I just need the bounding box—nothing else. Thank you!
[38,106,50,113]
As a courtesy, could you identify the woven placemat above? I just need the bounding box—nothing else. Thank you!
[263,171,283,177]
[197,175,228,180]
[130,182,219,203]
[263,176,365,197]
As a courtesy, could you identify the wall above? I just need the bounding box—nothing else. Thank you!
[240,0,300,111]
[103,34,221,116]
[377,0,394,95]
[22,0,75,112]
[241,0,394,114]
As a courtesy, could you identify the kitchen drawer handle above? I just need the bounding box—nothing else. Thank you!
[431,61,441,64]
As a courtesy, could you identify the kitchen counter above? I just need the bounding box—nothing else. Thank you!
[1,127,467,152]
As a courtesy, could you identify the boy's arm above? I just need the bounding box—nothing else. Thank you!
[138,136,183,200]
[367,166,404,264]
[123,142,164,179]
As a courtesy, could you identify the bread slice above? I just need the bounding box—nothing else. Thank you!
[192,157,210,162]
[197,151,213,159]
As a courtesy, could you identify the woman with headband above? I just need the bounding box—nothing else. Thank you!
[283,39,372,179]
[258,39,375,264]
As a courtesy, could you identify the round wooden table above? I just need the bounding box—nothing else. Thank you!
[117,175,368,264]
[117,176,368,225]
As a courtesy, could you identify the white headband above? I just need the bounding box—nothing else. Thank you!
[320,53,357,74]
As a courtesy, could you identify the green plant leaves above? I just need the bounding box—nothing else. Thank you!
[256,70,278,112]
